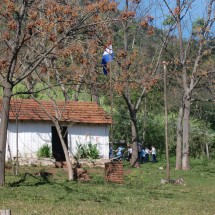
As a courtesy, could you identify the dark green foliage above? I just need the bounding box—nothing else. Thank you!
[112,98,215,158]
[144,113,177,155]
[112,104,131,142]
[189,118,215,158]
[37,144,51,158]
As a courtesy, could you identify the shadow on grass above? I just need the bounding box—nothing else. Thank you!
[8,172,53,187]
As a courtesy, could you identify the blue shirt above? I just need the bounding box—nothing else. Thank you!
[116,147,124,157]
[141,149,146,157]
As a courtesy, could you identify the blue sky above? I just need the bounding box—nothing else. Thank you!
[152,0,208,37]
[118,0,213,38]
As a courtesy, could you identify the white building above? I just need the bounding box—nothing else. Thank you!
[0,99,111,161]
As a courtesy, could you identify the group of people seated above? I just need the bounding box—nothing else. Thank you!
[109,144,157,163]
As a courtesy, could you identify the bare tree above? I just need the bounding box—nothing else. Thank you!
[30,96,75,181]
[114,14,174,167]
[163,0,215,170]
[0,0,121,186]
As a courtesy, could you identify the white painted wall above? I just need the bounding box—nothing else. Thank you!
[6,121,109,160]
[68,124,109,159]
[6,121,52,159]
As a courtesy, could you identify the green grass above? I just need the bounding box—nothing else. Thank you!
[0,159,215,215]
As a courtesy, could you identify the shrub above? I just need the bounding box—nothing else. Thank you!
[201,155,209,166]
[75,142,100,159]
[37,144,51,158]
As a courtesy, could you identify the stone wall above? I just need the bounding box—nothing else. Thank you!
[10,157,110,168]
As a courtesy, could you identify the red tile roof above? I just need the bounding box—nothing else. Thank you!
[0,99,112,124]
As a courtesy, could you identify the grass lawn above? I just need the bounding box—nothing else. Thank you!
[0,158,215,215]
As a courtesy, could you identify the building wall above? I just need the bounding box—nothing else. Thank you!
[6,121,109,160]
[68,124,109,159]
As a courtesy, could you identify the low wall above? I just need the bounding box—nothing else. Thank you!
[105,161,123,183]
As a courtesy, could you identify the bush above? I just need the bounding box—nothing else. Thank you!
[201,155,209,166]
[75,142,100,159]
[37,144,51,158]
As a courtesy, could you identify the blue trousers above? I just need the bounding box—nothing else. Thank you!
[152,154,157,162]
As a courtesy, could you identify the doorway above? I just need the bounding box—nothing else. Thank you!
[51,126,68,161]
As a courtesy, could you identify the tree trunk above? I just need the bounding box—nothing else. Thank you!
[175,106,183,170]
[91,82,100,104]
[73,74,84,101]
[30,95,75,181]
[163,62,170,179]
[142,96,147,145]
[55,122,74,180]
[205,142,209,160]
[130,114,140,167]
[15,116,19,175]
[182,95,191,170]
[0,83,13,186]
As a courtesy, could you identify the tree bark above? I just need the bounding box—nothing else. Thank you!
[182,94,191,170]
[122,91,140,168]
[0,82,13,186]
[91,82,100,104]
[55,122,74,180]
[205,142,209,160]
[142,96,147,145]
[175,106,183,170]
[74,74,84,101]
[130,114,140,167]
